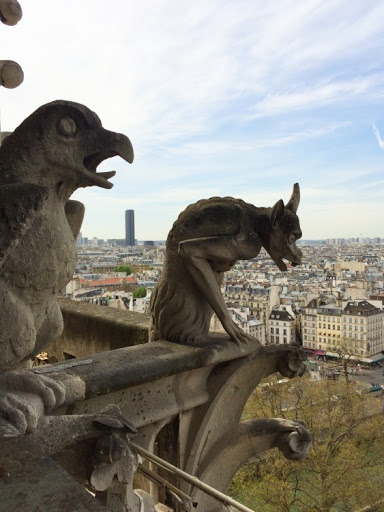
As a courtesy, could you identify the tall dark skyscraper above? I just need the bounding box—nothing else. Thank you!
[125,210,135,246]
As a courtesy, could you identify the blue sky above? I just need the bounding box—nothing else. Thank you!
[2,0,384,240]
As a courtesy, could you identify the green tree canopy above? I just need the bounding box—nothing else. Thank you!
[115,265,133,276]
[133,287,147,298]
[230,376,384,512]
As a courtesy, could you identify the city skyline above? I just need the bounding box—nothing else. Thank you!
[78,234,384,246]
[3,1,384,240]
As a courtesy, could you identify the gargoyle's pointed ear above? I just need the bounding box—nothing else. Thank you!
[286,183,300,213]
[270,199,284,225]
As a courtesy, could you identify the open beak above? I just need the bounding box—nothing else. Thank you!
[82,129,134,189]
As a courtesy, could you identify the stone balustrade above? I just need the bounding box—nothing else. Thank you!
[0,301,310,512]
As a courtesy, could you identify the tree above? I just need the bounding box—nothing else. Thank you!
[230,375,384,512]
[115,265,133,276]
[133,287,147,298]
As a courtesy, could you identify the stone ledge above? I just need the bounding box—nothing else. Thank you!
[37,337,258,401]
[46,299,150,360]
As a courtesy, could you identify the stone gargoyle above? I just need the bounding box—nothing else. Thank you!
[150,184,302,348]
[0,100,133,434]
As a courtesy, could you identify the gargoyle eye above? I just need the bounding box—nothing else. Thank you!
[57,117,78,137]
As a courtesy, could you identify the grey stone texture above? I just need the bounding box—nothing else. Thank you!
[0,101,133,434]
[1,0,23,89]
[0,0,22,26]
[0,59,23,88]
[0,338,310,511]
[50,298,150,360]
[150,184,302,348]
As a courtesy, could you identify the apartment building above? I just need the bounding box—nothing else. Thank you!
[269,305,296,345]
[341,300,384,358]
[301,299,317,350]
[227,307,266,344]
[316,303,342,352]
[210,308,266,344]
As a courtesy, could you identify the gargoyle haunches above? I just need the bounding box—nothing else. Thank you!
[150,184,302,348]
[0,100,134,372]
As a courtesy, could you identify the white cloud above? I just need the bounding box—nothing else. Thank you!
[372,124,384,150]
[248,77,384,119]
[3,0,384,238]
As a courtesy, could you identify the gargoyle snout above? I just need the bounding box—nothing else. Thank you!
[82,128,134,189]
[101,129,134,164]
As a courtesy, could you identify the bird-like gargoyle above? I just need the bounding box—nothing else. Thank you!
[150,184,302,349]
[0,100,133,433]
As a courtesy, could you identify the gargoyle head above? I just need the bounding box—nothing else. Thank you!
[263,183,303,271]
[1,100,134,195]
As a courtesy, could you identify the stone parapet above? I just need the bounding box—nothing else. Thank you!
[46,299,150,360]
[0,334,309,512]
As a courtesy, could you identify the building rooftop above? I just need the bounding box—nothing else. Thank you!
[343,300,381,316]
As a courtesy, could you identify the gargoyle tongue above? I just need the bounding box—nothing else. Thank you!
[96,170,116,180]
[276,259,288,272]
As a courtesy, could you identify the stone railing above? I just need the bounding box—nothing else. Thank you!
[0,302,310,512]
[46,299,150,360]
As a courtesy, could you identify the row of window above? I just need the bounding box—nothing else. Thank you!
[270,327,289,334]
[270,336,288,344]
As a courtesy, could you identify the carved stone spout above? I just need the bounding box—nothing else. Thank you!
[150,184,302,351]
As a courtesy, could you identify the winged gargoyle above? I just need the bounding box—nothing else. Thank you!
[150,184,302,349]
[0,100,133,432]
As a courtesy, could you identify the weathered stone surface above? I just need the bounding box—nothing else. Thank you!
[48,298,150,360]
[0,0,22,26]
[0,101,133,434]
[0,59,23,88]
[150,184,302,350]
[0,327,308,510]
[0,459,110,511]
[36,337,258,399]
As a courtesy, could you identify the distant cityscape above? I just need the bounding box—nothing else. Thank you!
[76,237,384,247]
[76,208,383,248]
[70,209,384,369]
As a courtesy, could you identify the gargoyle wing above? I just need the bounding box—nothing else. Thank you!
[0,183,49,269]
[65,200,85,241]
